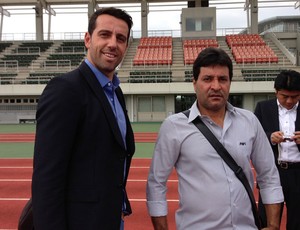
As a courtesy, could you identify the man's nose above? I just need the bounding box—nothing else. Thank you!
[107,36,117,47]
[211,79,221,90]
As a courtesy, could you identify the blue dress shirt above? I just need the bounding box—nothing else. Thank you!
[84,59,127,148]
[84,59,128,227]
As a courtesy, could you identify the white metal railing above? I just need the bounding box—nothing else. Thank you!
[14,47,40,55]
[51,46,86,54]
[0,76,56,85]
[42,60,72,71]
[0,60,19,72]
[1,32,86,41]
[0,28,247,41]
[0,77,20,85]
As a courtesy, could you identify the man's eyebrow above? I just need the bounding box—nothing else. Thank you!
[98,29,111,34]
[279,92,300,97]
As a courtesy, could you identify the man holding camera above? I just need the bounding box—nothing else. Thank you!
[254,70,300,230]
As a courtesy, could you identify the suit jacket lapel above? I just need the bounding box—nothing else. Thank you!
[78,62,125,149]
[296,105,300,130]
[296,105,300,151]
[115,87,135,155]
[266,99,280,160]
[271,99,280,132]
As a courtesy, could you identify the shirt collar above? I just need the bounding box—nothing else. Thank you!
[84,59,120,88]
[277,99,298,114]
[188,100,236,123]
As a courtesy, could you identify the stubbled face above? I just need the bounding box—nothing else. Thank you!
[84,14,129,80]
[193,65,231,115]
[276,89,300,110]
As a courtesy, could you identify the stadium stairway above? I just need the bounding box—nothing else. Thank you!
[171,37,185,82]
[29,41,63,71]
[117,38,139,82]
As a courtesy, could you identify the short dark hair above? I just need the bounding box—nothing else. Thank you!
[274,70,300,91]
[88,7,133,44]
[193,47,233,81]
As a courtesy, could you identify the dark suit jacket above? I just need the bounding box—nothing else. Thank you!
[32,62,135,230]
[254,98,300,161]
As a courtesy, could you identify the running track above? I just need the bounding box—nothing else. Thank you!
[0,133,158,143]
[0,158,177,230]
[0,133,286,229]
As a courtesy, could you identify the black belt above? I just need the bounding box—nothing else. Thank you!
[278,161,300,169]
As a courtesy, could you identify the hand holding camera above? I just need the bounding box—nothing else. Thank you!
[271,131,299,144]
[283,135,293,142]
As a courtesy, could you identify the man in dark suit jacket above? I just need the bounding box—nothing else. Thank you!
[254,70,300,230]
[31,8,135,230]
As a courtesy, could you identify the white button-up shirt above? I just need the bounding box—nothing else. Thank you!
[278,101,299,162]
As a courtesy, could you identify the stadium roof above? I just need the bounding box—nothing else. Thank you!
[0,0,299,7]
[0,0,298,40]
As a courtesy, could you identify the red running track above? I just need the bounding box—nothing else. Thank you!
[0,158,287,230]
[0,158,177,230]
[0,131,287,229]
[0,133,158,143]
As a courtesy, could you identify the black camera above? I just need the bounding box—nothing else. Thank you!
[283,135,293,142]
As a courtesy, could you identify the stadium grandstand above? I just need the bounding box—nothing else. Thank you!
[0,0,299,123]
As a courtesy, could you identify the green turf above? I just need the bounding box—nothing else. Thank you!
[131,122,161,132]
[0,143,34,158]
[0,124,36,133]
[0,142,154,159]
[0,123,161,133]
[0,123,158,158]
[134,143,155,158]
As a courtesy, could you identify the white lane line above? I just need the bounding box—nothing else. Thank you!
[128,179,178,182]
[0,179,179,182]
[129,198,179,202]
[131,166,150,169]
[0,198,179,203]
[0,167,32,169]
[0,198,30,201]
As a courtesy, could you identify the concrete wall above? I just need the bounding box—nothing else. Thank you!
[181,7,216,38]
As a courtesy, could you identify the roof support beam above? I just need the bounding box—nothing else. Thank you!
[244,0,250,10]
[39,0,56,16]
[0,6,10,17]
[0,7,10,42]
[92,0,98,9]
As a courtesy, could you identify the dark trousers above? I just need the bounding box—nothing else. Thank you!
[258,167,300,230]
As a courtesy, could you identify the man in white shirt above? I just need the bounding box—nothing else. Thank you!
[255,70,300,230]
[146,47,283,230]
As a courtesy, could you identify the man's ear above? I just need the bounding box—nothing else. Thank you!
[84,32,91,49]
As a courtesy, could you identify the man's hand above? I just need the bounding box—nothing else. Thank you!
[293,131,300,144]
[271,131,285,144]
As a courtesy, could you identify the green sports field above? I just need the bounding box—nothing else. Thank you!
[0,123,161,158]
